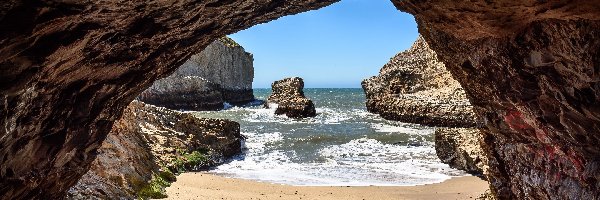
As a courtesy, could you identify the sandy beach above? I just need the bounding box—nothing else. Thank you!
[162,173,488,200]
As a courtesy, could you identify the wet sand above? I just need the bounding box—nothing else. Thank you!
[161,172,488,200]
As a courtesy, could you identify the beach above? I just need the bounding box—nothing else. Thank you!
[162,173,488,200]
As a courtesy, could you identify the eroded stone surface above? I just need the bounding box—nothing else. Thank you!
[67,101,242,199]
[363,36,487,177]
[394,1,600,199]
[362,36,476,127]
[138,37,255,110]
[435,127,488,175]
[266,77,316,118]
[0,1,338,199]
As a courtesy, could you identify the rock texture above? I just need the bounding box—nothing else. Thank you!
[266,77,316,118]
[138,37,256,110]
[394,1,600,199]
[67,101,242,199]
[0,1,338,199]
[363,36,487,176]
[435,128,488,175]
[362,36,476,127]
[362,36,487,174]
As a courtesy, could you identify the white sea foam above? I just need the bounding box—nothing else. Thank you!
[223,102,233,110]
[206,89,470,186]
[211,136,466,186]
[371,123,433,135]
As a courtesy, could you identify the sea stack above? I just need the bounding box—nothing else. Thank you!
[266,77,316,118]
[138,37,255,111]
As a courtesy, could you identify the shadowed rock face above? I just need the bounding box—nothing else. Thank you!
[394,0,600,199]
[67,101,242,199]
[0,1,338,199]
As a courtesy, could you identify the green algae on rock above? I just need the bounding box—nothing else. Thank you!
[67,101,243,199]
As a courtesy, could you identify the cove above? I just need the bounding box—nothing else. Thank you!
[1,1,599,199]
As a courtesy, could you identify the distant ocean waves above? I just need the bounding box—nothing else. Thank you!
[193,88,467,186]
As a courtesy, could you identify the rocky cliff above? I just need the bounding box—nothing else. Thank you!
[266,77,316,118]
[363,36,486,176]
[67,101,242,199]
[0,1,338,199]
[394,1,600,199]
[362,36,476,127]
[138,37,255,110]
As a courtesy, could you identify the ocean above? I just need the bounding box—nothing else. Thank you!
[191,88,466,186]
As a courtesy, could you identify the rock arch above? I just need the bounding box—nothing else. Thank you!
[1,1,599,199]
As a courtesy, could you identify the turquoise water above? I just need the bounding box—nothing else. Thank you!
[192,88,465,186]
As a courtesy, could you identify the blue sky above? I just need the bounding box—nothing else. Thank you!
[228,0,418,88]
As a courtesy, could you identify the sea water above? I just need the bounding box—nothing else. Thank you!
[191,88,467,186]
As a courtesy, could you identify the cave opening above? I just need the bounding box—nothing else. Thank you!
[156,0,483,190]
[3,0,599,199]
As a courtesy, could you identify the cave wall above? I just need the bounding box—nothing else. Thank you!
[393,0,600,199]
[0,1,338,199]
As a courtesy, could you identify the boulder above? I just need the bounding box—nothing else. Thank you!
[266,77,316,118]
[435,128,488,175]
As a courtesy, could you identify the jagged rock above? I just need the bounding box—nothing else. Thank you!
[435,128,488,175]
[395,0,600,199]
[67,101,242,199]
[364,36,487,176]
[138,37,256,110]
[266,77,316,118]
[362,36,476,127]
[0,1,338,199]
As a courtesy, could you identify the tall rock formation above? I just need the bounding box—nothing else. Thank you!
[67,101,243,199]
[266,77,316,118]
[363,36,487,175]
[0,1,339,199]
[138,37,256,110]
[394,1,600,199]
[362,36,476,127]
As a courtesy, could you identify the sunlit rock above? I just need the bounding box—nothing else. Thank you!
[138,37,255,111]
[266,77,316,118]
